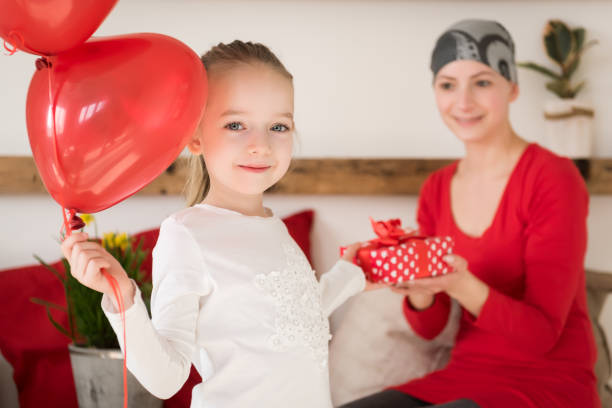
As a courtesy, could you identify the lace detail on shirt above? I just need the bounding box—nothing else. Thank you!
[254,243,331,368]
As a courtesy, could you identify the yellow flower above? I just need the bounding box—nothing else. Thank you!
[102,232,129,252]
[102,232,114,250]
[80,213,95,226]
[114,233,129,252]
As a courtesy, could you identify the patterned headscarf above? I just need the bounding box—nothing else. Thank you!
[431,19,517,83]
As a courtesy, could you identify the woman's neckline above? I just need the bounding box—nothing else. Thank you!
[447,142,535,240]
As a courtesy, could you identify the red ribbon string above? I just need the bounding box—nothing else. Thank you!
[3,31,25,55]
[3,40,17,55]
[52,53,128,406]
[62,209,129,408]
[44,57,65,195]
[104,266,128,408]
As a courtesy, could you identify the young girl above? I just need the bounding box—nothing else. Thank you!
[340,19,599,408]
[61,40,374,407]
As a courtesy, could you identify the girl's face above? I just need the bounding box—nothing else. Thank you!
[433,60,518,143]
[189,63,294,197]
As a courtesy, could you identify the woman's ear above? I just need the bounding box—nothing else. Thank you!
[509,82,519,102]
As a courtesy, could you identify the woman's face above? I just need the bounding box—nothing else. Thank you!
[433,60,518,144]
[189,62,294,197]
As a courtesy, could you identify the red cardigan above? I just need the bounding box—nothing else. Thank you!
[393,144,599,408]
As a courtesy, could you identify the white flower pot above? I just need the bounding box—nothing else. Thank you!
[69,344,162,408]
[542,99,594,158]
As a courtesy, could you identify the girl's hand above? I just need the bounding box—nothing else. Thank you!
[364,281,388,292]
[61,232,135,309]
[341,242,361,263]
[342,242,386,292]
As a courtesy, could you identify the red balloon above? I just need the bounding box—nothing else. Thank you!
[26,33,208,213]
[0,0,118,56]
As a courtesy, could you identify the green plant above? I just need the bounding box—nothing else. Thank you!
[518,19,597,99]
[31,216,152,348]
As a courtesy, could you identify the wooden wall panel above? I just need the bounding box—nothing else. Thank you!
[1,156,611,195]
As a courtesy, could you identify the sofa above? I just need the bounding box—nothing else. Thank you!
[1,209,611,408]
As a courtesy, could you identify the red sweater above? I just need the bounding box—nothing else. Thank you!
[393,144,599,408]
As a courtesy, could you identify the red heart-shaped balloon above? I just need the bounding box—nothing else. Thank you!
[26,33,207,213]
[0,0,118,56]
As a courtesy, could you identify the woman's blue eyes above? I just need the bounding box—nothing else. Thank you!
[224,122,290,132]
[438,80,491,90]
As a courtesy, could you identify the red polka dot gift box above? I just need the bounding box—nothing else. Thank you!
[341,218,455,284]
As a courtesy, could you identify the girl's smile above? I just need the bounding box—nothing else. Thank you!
[237,163,273,173]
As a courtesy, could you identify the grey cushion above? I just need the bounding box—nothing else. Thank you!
[585,269,612,406]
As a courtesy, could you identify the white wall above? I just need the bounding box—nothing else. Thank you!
[1,0,612,157]
[1,0,611,272]
[1,193,611,274]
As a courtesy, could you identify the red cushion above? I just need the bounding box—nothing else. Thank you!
[282,209,314,264]
[0,261,77,408]
[0,209,314,408]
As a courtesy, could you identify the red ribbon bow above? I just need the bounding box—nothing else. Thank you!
[369,218,418,246]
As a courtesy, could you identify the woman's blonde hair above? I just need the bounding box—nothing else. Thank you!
[184,40,293,206]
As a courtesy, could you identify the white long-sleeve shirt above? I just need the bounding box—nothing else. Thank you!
[102,203,365,408]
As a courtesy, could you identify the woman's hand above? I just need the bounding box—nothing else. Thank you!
[61,232,135,310]
[391,284,436,310]
[392,254,489,316]
[342,242,387,292]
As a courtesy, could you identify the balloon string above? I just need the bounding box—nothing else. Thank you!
[2,31,24,55]
[40,57,69,210]
[104,267,128,408]
[62,209,129,408]
[61,208,70,238]
[3,40,17,55]
[46,58,62,182]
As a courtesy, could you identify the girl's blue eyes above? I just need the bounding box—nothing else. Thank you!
[476,80,491,87]
[225,122,244,131]
[271,124,289,132]
[224,122,290,132]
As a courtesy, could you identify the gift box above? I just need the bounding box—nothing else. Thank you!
[341,218,455,284]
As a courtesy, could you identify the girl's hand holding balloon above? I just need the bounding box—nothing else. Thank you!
[61,232,135,310]
[392,254,490,316]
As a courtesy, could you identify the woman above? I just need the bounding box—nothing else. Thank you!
[340,19,599,408]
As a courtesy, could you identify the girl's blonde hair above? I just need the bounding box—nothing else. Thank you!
[184,40,293,207]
